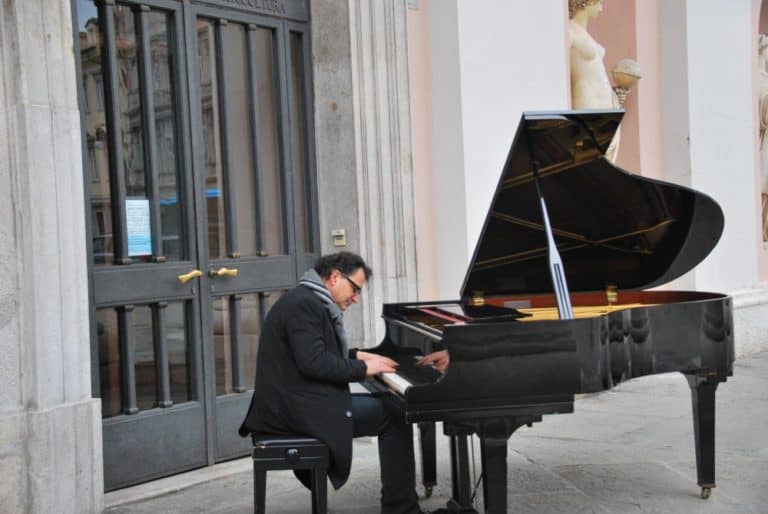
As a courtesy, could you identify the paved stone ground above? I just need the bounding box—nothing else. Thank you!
[106,352,768,514]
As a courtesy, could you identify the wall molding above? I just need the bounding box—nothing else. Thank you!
[348,0,418,344]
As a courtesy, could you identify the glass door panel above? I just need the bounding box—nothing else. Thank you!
[285,24,318,274]
[85,1,188,266]
[253,26,287,257]
[242,291,285,387]
[212,290,283,396]
[132,305,156,411]
[115,6,147,202]
[212,295,236,395]
[166,302,192,403]
[149,11,185,261]
[97,301,193,416]
[196,19,229,260]
[195,16,289,262]
[80,0,115,265]
[289,30,312,255]
[96,307,121,417]
[224,24,259,257]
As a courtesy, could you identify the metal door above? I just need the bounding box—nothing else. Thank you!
[76,0,316,490]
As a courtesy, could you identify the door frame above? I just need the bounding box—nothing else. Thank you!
[73,0,317,489]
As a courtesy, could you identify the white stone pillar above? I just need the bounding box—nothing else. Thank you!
[661,0,760,292]
[0,1,102,512]
[348,0,418,342]
[660,0,768,356]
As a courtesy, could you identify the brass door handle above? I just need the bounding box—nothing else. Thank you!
[177,269,203,284]
[209,266,239,278]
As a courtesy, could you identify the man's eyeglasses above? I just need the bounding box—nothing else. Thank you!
[341,274,363,295]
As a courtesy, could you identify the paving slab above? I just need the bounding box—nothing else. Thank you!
[552,462,754,514]
[506,491,612,514]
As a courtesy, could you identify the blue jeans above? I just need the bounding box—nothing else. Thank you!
[351,394,420,514]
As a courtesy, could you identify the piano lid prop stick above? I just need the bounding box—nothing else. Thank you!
[528,153,574,320]
[537,195,574,319]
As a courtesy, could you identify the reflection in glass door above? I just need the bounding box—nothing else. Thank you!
[195,17,290,262]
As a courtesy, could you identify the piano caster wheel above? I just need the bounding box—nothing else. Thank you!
[424,486,433,498]
[700,487,711,500]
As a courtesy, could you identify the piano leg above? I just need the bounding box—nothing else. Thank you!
[479,435,507,514]
[443,417,539,514]
[444,427,478,513]
[478,417,536,514]
[418,422,437,498]
[684,373,722,499]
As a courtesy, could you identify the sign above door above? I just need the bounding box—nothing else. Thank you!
[197,0,308,21]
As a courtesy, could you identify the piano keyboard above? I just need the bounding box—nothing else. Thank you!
[377,372,412,395]
[376,356,443,395]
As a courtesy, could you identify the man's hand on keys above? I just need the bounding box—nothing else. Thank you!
[416,350,450,373]
[359,352,398,376]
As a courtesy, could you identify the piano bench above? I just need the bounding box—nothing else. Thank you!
[251,434,329,514]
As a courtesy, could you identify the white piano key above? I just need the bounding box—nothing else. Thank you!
[377,372,412,395]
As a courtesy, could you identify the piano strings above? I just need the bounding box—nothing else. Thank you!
[516,302,653,321]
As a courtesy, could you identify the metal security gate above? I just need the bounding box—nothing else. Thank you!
[75,0,317,490]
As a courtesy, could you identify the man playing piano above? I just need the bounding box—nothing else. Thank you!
[239,252,435,514]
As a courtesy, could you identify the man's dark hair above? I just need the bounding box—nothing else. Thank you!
[314,252,372,280]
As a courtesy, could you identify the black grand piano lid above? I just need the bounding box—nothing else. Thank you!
[460,110,725,299]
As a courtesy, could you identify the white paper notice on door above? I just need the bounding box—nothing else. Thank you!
[126,198,152,256]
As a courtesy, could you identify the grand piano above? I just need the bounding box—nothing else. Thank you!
[362,110,734,514]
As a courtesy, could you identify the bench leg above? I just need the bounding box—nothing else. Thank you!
[253,468,267,514]
[311,467,328,514]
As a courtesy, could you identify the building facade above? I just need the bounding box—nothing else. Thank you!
[0,0,766,511]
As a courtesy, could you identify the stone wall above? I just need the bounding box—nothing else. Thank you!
[0,1,102,512]
[311,0,418,345]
